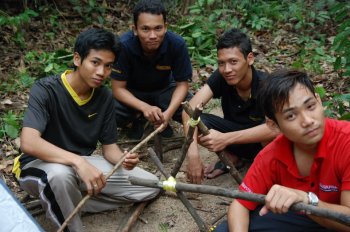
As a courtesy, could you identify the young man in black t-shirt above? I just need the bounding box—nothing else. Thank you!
[13,28,159,232]
[111,0,192,139]
[183,29,279,184]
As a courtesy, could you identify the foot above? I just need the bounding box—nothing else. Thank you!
[204,161,229,179]
[204,151,244,179]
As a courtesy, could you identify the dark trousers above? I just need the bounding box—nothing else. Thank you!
[115,83,192,127]
[214,206,332,232]
[201,113,262,160]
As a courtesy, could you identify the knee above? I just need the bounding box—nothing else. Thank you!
[46,165,77,188]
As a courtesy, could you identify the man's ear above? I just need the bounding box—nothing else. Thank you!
[73,52,82,67]
[132,25,137,36]
[247,52,255,66]
[266,118,280,133]
[315,93,322,103]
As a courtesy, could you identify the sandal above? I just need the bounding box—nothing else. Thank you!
[204,161,230,179]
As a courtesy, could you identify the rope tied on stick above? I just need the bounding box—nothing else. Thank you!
[162,176,177,192]
[188,116,201,127]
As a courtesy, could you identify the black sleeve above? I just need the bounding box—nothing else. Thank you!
[206,69,223,98]
[98,90,117,145]
[171,41,192,82]
[23,82,50,133]
[110,44,129,81]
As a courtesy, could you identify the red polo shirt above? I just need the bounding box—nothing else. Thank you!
[238,118,350,210]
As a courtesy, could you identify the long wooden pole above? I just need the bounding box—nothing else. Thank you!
[183,102,243,184]
[148,148,209,232]
[57,125,164,232]
[129,176,350,227]
[171,104,202,177]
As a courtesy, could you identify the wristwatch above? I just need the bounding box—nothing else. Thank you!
[308,192,319,206]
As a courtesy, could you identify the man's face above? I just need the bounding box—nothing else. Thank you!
[274,83,325,149]
[74,49,115,88]
[134,13,167,55]
[217,47,254,86]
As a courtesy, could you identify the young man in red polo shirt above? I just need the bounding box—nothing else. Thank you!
[215,70,350,231]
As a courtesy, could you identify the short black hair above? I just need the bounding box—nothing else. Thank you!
[74,28,120,63]
[257,69,316,122]
[216,28,252,59]
[133,0,166,26]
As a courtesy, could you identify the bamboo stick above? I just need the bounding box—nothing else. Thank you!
[129,176,350,227]
[183,102,243,184]
[57,125,165,232]
[171,104,202,177]
[148,148,209,232]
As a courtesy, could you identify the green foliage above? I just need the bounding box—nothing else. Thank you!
[158,223,169,232]
[292,37,335,74]
[171,0,241,67]
[0,9,38,48]
[0,111,22,139]
[68,0,106,24]
[331,2,350,77]
[25,49,73,78]
[316,86,350,119]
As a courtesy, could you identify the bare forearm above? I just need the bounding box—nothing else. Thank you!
[20,128,83,168]
[309,200,350,231]
[164,82,188,118]
[226,123,279,145]
[102,144,124,165]
[229,200,250,231]
[114,87,150,112]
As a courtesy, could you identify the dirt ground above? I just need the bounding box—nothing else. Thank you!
[33,107,244,232]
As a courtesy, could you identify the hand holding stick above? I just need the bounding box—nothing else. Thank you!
[129,176,350,227]
[57,125,165,232]
[182,102,243,184]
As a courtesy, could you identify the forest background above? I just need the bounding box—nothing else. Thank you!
[0,0,349,222]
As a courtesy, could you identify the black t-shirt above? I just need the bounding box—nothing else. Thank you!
[111,31,192,91]
[19,71,117,167]
[207,67,267,128]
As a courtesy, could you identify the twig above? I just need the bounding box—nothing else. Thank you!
[183,102,243,184]
[148,148,209,232]
[116,202,148,232]
[171,103,202,177]
[57,125,165,232]
[129,176,350,227]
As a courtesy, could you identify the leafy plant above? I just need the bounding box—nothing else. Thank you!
[0,111,22,139]
[0,9,38,48]
[68,0,106,24]
[331,2,350,77]
[158,222,169,232]
[25,49,73,78]
[315,86,350,120]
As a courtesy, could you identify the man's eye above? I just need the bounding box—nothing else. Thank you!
[142,28,149,32]
[92,61,98,65]
[308,103,316,110]
[286,114,295,120]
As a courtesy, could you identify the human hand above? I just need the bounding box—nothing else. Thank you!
[141,105,164,124]
[259,184,308,216]
[198,129,227,152]
[122,151,139,170]
[186,155,204,184]
[74,158,106,196]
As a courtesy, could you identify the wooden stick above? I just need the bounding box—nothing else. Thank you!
[154,134,163,162]
[148,148,209,232]
[57,125,165,232]
[129,176,350,227]
[116,201,148,232]
[171,103,202,177]
[183,102,243,184]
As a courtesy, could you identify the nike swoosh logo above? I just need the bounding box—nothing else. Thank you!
[88,113,98,118]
